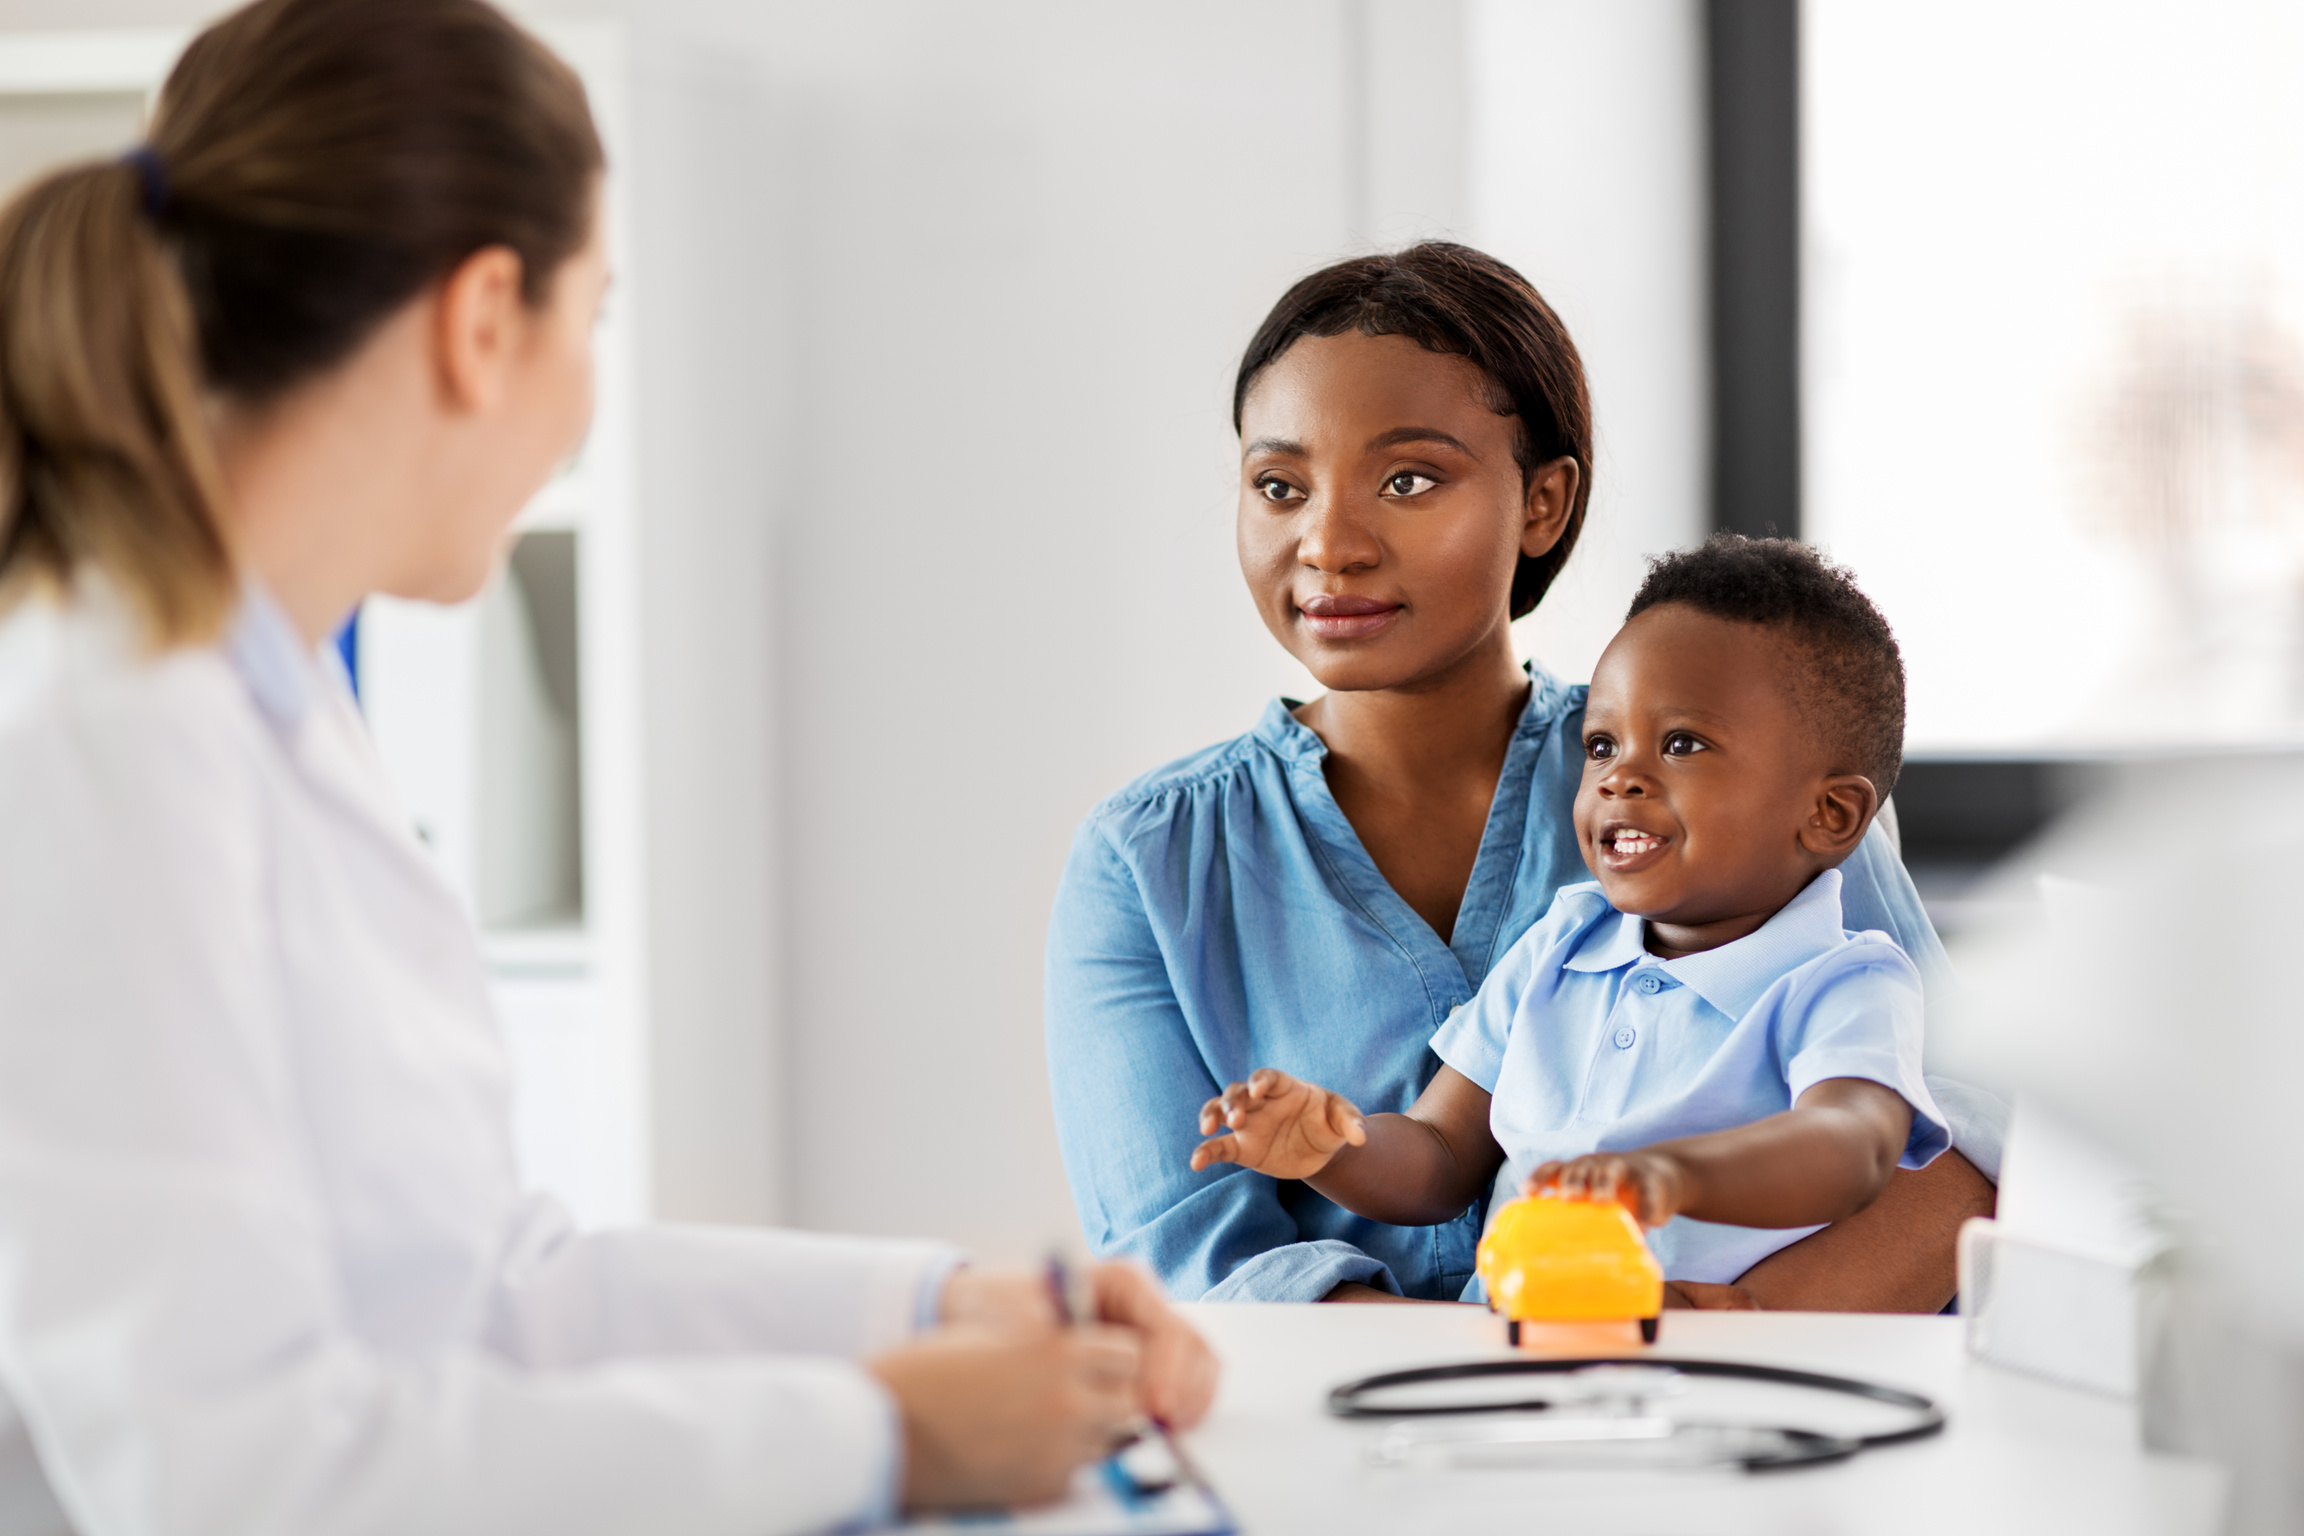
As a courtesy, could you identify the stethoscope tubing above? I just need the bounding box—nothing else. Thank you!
[1327,1354,1946,1465]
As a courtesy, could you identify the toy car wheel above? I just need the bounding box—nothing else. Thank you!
[1507,1320,1521,1347]
[1640,1316,1659,1343]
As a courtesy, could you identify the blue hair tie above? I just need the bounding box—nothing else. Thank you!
[122,145,168,218]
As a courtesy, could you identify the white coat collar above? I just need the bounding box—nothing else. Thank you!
[224,581,322,728]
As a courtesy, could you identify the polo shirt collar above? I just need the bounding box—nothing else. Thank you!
[1560,867,1850,1018]
[1563,899,1646,973]
[1664,869,1847,1017]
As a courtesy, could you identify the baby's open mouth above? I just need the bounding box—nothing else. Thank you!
[1602,827,1668,860]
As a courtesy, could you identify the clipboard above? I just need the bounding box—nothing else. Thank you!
[895,1428,1233,1536]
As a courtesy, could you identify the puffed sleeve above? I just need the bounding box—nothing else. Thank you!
[0,658,908,1536]
[1044,820,1400,1301]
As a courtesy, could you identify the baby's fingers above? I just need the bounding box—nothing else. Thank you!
[1197,1095,1228,1136]
[1188,1134,1243,1173]
[1522,1161,1567,1198]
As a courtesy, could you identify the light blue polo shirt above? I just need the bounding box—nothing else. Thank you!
[1431,866,1950,1287]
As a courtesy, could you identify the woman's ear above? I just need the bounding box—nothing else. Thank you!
[1800,774,1880,861]
[432,244,526,413]
[1522,456,1580,560]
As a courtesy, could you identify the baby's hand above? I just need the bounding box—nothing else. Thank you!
[1525,1150,1688,1229]
[1190,1069,1366,1180]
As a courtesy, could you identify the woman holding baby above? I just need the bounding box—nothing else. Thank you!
[1045,243,1998,1310]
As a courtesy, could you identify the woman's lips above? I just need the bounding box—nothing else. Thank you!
[1298,594,1402,642]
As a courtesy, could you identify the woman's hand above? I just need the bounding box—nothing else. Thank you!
[1525,1150,1689,1228]
[937,1262,1219,1431]
[868,1323,1141,1513]
[1663,1279,1760,1310]
[1191,1068,1365,1179]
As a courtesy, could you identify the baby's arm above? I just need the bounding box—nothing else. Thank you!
[1532,1078,1912,1229]
[1190,1066,1504,1226]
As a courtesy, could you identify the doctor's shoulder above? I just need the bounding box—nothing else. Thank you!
[0,581,264,815]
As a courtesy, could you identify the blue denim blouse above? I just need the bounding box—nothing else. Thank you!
[1042,666,1951,1303]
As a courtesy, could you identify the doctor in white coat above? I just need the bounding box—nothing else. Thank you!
[0,1,1216,1533]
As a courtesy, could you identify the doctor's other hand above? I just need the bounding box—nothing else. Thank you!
[868,1323,1141,1513]
[936,1262,1218,1430]
[1190,1068,1365,1180]
[1089,1260,1219,1429]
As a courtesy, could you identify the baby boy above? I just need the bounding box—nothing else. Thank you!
[1189,534,1949,1293]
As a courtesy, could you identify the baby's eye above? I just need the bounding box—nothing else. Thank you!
[1382,471,1437,498]
[1256,476,1303,504]
[1662,731,1705,756]
[1584,735,1617,761]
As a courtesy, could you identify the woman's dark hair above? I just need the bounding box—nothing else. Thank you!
[0,0,602,646]
[1232,241,1594,620]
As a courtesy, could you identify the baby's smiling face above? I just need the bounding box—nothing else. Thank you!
[1572,603,1878,956]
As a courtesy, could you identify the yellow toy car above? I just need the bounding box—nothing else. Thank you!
[1476,1192,1665,1346]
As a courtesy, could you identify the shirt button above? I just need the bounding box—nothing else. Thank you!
[1613,1026,1637,1049]
[1636,974,1664,995]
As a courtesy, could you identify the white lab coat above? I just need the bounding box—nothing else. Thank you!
[0,581,953,1536]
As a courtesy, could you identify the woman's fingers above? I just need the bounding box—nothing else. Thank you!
[1324,1091,1367,1147]
[1663,1279,1760,1311]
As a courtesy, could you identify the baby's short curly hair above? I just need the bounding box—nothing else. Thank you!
[1626,534,1906,799]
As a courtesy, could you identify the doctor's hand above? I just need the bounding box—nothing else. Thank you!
[1190,1068,1365,1181]
[936,1263,1218,1430]
[1088,1260,1219,1429]
[868,1322,1141,1512]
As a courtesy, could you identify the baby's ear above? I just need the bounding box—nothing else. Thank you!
[1800,774,1879,861]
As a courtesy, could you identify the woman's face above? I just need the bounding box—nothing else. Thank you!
[1235,331,1575,694]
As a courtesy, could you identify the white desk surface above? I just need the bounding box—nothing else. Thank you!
[1172,1303,2226,1535]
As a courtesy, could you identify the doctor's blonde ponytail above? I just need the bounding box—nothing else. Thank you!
[0,0,603,648]
[0,155,231,642]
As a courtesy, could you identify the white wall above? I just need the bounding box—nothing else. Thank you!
[0,0,1711,1258]
[1470,0,1709,686]
[625,2,1356,1252]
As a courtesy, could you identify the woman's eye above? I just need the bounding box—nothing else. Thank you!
[1256,477,1302,504]
[1585,736,1616,761]
[1382,471,1437,498]
[1663,732,1705,756]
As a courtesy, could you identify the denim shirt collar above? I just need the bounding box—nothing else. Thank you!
[1249,660,1577,766]
[1563,867,1849,1018]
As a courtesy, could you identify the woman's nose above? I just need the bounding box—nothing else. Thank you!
[1297,492,1381,573]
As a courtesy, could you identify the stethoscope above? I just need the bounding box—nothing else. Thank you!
[1327,1355,1945,1472]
